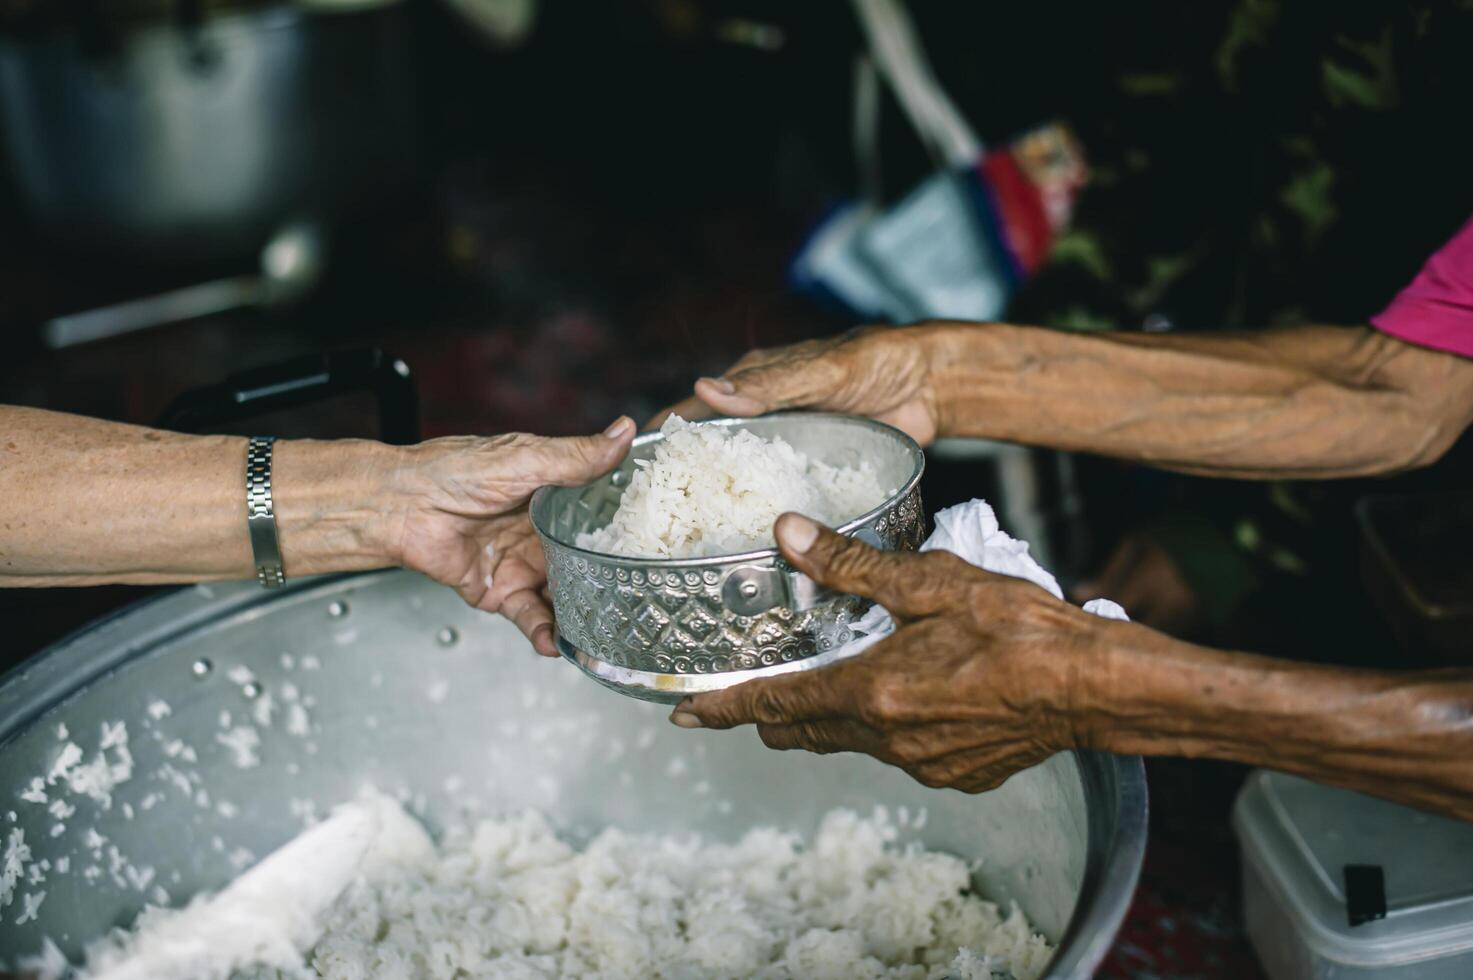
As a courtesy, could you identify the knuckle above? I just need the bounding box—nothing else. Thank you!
[515,607,547,632]
[826,539,885,585]
[927,551,973,578]
[964,589,994,629]
[733,348,771,370]
[1007,581,1057,620]
[689,696,731,729]
[860,678,906,726]
[750,685,792,725]
[544,436,592,462]
[853,675,883,723]
[797,723,835,754]
[875,731,914,766]
[924,555,975,605]
[906,765,952,790]
[956,768,1010,795]
[969,579,1040,626]
[501,433,539,453]
[889,730,937,765]
[483,433,522,451]
[970,773,1007,794]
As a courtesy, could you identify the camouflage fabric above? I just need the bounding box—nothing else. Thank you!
[1012,0,1473,333]
[995,0,1473,648]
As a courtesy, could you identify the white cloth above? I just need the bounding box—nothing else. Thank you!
[838,499,1128,658]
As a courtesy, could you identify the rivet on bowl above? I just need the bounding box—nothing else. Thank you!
[328,600,349,618]
[242,681,262,699]
[191,658,212,678]
[436,627,459,647]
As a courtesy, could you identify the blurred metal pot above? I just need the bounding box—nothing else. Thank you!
[0,0,416,270]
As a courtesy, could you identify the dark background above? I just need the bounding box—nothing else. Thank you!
[3,2,1471,976]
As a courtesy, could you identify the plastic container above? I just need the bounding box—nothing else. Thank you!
[1233,770,1473,979]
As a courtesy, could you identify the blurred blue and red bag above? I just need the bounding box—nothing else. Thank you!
[792,0,1087,323]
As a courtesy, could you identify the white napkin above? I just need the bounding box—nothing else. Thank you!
[837,499,1127,658]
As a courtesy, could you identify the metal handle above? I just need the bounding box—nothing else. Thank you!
[157,348,421,445]
[43,277,261,349]
[720,527,885,616]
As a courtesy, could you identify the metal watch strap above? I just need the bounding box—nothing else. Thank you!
[246,436,285,588]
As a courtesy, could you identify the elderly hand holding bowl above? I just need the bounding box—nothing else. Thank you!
[0,406,636,657]
[658,318,1473,824]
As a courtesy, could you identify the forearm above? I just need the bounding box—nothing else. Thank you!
[0,406,404,586]
[1079,622,1473,821]
[926,322,1473,479]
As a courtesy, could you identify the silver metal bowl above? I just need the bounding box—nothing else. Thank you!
[530,413,926,703]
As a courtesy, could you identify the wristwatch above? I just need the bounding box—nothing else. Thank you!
[246,436,285,588]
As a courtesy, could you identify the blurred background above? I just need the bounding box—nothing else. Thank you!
[2,1,1471,975]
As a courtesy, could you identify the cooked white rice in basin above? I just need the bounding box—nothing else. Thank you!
[64,796,1052,980]
[298,808,1048,980]
[576,416,892,559]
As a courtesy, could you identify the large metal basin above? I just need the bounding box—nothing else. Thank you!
[0,571,1145,977]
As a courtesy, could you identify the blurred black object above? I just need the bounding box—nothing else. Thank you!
[1359,492,1473,667]
[159,347,421,444]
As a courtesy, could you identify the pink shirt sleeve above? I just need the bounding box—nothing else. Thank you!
[1371,215,1473,358]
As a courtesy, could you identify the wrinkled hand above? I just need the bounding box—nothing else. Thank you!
[391,418,635,655]
[669,513,1104,793]
[654,324,945,446]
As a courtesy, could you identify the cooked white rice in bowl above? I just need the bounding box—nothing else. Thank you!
[576,415,893,560]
